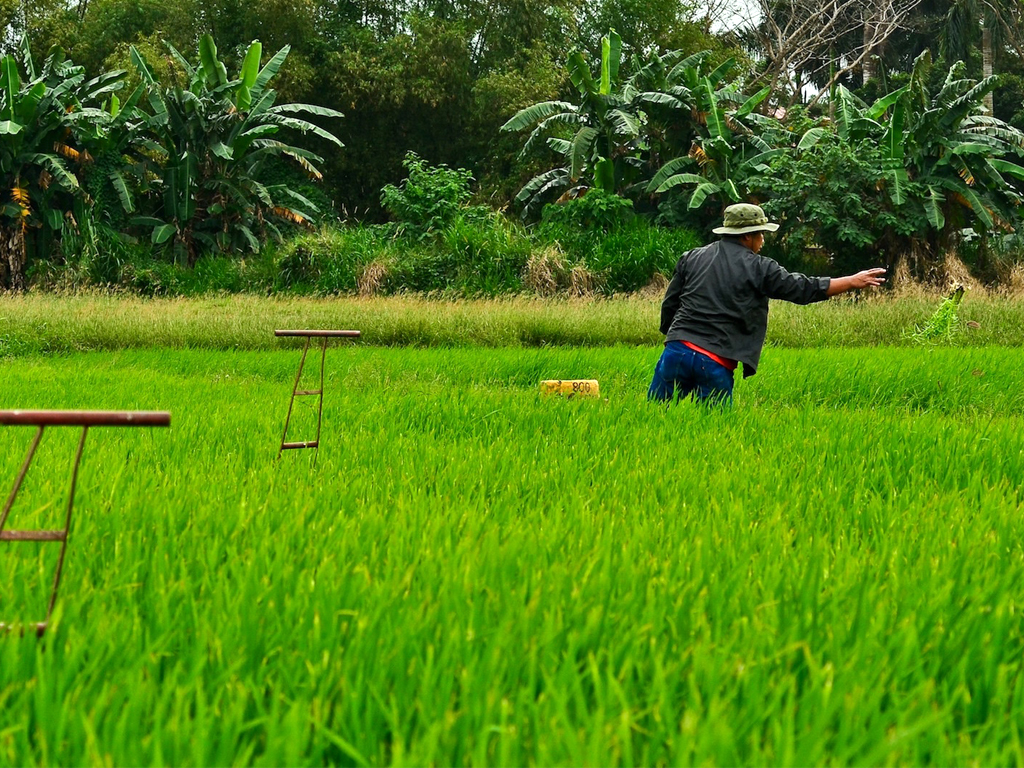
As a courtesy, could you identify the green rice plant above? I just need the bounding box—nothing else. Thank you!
[1,347,1024,765]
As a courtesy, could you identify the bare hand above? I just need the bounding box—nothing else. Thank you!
[826,267,887,297]
[851,268,886,289]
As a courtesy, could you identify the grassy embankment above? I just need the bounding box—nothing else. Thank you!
[0,347,1023,765]
[2,290,1024,354]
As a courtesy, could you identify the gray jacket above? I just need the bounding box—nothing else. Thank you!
[660,238,830,377]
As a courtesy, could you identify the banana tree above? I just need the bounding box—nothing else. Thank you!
[126,35,344,263]
[645,54,780,216]
[770,50,1024,273]
[0,40,120,290]
[501,29,653,213]
[898,53,1024,240]
[821,53,1024,246]
[617,48,705,184]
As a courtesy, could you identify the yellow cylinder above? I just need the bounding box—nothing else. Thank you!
[539,379,600,398]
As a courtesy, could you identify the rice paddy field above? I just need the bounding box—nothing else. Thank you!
[2,295,1024,766]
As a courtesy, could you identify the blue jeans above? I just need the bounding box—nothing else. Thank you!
[648,342,734,405]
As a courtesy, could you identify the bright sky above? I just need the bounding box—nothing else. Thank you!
[705,0,761,34]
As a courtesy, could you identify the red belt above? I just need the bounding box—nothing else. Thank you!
[680,341,737,372]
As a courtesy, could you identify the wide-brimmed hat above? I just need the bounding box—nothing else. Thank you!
[712,203,780,235]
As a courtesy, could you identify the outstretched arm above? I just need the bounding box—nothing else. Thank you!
[826,268,887,297]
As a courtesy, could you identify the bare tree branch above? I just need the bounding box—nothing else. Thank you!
[725,0,923,107]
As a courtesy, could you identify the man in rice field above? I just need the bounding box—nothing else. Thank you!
[649,203,886,405]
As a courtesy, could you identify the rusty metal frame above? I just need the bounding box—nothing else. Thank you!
[275,330,360,464]
[0,410,171,637]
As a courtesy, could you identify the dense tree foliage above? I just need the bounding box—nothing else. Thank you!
[126,36,343,263]
[6,0,734,219]
[7,0,1024,290]
[0,40,122,289]
[504,33,1024,275]
[0,34,341,288]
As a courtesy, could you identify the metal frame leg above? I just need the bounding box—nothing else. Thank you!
[313,337,327,466]
[279,337,311,458]
[0,425,88,636]
[278,337,328,462]
[46,427,88,621]
[0,425,44,533]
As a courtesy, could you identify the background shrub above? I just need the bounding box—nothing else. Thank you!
[539,193,701,293]
[381,152,491,237]
[540,190,637,231]
[275,226,397,294]
[751,135,923,276]
[587,222,701,292]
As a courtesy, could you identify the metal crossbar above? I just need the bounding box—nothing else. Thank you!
[0,410,170,637]
[275,330,360,464]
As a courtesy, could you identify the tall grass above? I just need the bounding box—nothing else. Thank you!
[33,212,704,298]
[1,347,1023,765]
[2,293,1024,355]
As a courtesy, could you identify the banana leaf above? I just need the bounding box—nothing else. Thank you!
[253,46,290,97]
[152,222,176,244]
[109,170,135,212]
[689,181,719,209]
[654,172,705,194]
[502,101,576,132]
[1,57,20,122]
[239,42,262,92]
[567,51,595,96]
[600,30,621,96]
[570,127,598,180]
[199,35,228,88]
[797,127,827,150]
[647,157,692,192]
[923,184,945,230]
